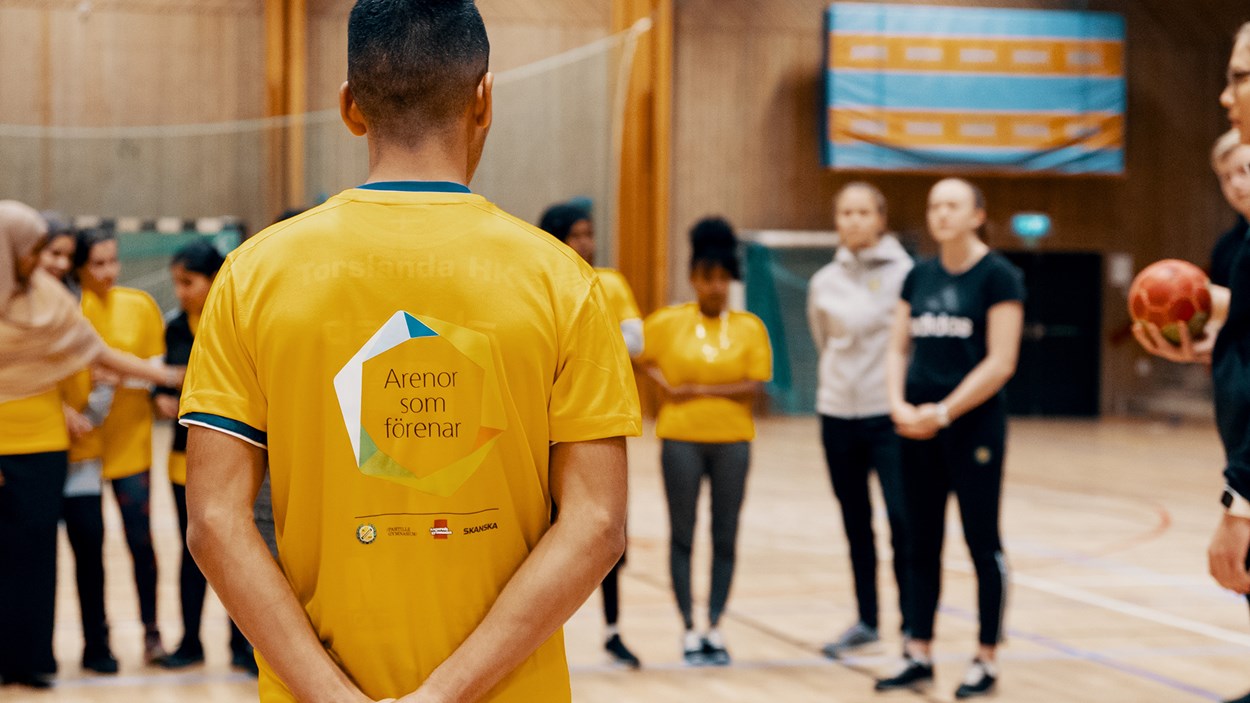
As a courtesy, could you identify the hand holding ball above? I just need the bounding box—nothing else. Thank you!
[1128,259,1212,346]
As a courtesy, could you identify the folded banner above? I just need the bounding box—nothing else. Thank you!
[823,3,1126,175]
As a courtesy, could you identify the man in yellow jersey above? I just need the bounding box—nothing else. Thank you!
[179,2,641,702]
[538,201,643,668]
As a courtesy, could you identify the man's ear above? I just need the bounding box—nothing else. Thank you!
[474,72,493,132]
[340,81,368,137]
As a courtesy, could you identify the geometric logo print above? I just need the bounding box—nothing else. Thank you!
[333,311,508,497]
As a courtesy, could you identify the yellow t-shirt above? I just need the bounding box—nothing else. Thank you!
[641,303,773,443]
[0,388,69,455]
[179,185,641,702]
[595,268,641,324]
[81,287,165,479]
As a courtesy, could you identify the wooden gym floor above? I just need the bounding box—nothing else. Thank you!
[8,416,1250,703]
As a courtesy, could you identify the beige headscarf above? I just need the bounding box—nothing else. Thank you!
[0,200,103,403]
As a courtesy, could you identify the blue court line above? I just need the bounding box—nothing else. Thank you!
[938,605,1226,701]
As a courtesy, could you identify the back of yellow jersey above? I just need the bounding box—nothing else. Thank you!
[180,186,640,701]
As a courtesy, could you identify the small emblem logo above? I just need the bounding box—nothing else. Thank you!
[974,447,993,465]
[356,524,377,544]
[430,519,452,540]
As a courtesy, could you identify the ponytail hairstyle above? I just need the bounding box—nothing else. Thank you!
[689,216,740,280]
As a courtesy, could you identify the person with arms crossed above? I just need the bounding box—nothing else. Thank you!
[808,182,914,657]
[638,217,772,667]
[179,2,641,702]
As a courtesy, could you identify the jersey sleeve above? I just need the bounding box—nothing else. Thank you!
[548,279,642,443]
[986,258,1026,307]
[178,261,269,448]
[745,315,774,382]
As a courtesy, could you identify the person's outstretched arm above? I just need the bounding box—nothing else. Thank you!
[185,427,374,703]
[96,345,181,388]
[401,437,628,703]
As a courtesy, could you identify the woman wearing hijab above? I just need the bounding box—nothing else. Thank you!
[0,201,176,688]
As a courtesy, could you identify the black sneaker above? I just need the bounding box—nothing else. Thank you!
[682,633,706,666]
[821,621,880,659]
[0,671,53,689]
[954,659,998,699]
[1224,691,1250,703]
[874,657,933,691]
[701,638,731,667]
[604,634,641,669]
[160,646,205,670]
[82,651,119,675]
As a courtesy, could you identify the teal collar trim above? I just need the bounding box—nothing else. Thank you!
[357,181,471,194]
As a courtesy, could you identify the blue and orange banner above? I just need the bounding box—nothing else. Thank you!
[823,3,1126,175]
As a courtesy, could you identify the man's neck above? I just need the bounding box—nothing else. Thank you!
[364,137,471,187]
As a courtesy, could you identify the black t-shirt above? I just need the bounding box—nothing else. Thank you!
[1210,216,1250,498]
[156,310,194,453]
[1210,216,1247,288]
[902,251,1025,405]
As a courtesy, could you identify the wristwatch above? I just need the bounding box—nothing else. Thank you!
[934,402,952,429]
[1222,486,1250,519]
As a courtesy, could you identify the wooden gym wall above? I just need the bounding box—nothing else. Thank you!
[670,0,1250,414]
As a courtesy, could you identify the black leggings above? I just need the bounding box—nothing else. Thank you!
[821,414,910,633]
[601,557,624,626]
[171,484,249,655]
[0,451,67,677]
[901,404,1008,647]
[110,472,159,633]
[63,494,110,657]
[661,440,750,630]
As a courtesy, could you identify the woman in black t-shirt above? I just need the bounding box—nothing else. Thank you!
[875,178,1025,699]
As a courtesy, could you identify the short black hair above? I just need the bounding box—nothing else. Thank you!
[72,228,116,272]
[689,216,740,280]
[348,0,490,141]
[171,239,225,279]
[538,203,591,243]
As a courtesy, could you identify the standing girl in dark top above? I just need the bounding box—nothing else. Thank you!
[875,178,1024,699]
[154,240,255,674]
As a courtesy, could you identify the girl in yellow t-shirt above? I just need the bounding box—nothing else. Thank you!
[639,217,772,668]
[73,228,168,663]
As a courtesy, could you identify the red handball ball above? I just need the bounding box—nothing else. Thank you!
[1128,259,1212,345]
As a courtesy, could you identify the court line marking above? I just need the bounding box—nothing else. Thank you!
[1006,568,1250,648]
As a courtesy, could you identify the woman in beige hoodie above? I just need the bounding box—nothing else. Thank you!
[807,182,914,658]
